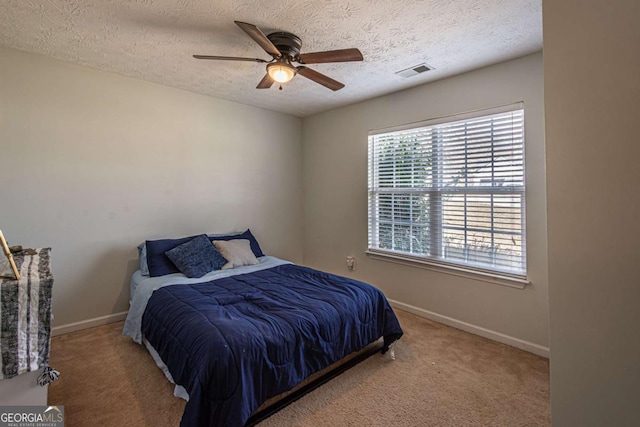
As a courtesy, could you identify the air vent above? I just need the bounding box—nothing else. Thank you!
[396,63,434,79]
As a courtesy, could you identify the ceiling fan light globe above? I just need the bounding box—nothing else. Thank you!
[267,63,296,83]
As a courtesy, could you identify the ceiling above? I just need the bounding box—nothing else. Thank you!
[0,0,541,117]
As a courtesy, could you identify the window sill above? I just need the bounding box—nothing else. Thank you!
[364,250,529,289]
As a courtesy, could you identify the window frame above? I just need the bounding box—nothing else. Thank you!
[367,103,528,286]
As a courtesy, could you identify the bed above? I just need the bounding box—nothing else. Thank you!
[123,231,403,427]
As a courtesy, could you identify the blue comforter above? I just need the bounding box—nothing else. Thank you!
[141,264,403,427]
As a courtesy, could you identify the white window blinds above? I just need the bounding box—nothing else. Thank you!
[368,105,526,277]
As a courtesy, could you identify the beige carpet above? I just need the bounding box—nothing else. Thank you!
[48,310,550,426]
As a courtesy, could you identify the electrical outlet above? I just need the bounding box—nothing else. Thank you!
[346,256,356,271]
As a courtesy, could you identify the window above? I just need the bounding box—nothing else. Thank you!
[367,104,526,278]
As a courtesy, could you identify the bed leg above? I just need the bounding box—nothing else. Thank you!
[388,341,396,361]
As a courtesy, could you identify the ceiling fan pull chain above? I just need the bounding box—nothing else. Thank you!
[279,85,283,91]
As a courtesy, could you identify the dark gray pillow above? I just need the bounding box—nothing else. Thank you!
[164,234,227,278]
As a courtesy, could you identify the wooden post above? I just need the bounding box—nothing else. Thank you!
[0,230,20,280]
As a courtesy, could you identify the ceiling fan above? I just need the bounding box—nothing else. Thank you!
[193,21,363,91]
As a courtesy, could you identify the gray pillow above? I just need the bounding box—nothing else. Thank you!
[213,239,259,270]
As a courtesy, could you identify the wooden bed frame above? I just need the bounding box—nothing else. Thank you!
[246,340,384,425]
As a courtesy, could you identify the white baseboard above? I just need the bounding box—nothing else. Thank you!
[51,311,128,337]
[388,299,549,358]
[50,303,549,357]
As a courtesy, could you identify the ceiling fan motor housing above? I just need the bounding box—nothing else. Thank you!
[267,32,302,59]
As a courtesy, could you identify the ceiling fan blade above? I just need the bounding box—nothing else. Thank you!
[193,55,268,63]
[298,48,363,64]
[256,73,274,89]
[297,67,345,91]
[234,21,281,57]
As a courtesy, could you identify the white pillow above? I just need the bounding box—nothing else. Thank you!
[213,239,259,270]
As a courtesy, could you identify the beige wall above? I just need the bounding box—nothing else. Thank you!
[302,53,548,352]
[0,47,303,327]
[544,0,640,424]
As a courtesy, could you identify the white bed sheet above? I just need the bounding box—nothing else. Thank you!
[143,337,189,401]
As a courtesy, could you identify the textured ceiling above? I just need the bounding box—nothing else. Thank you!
[0,0,541,117]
